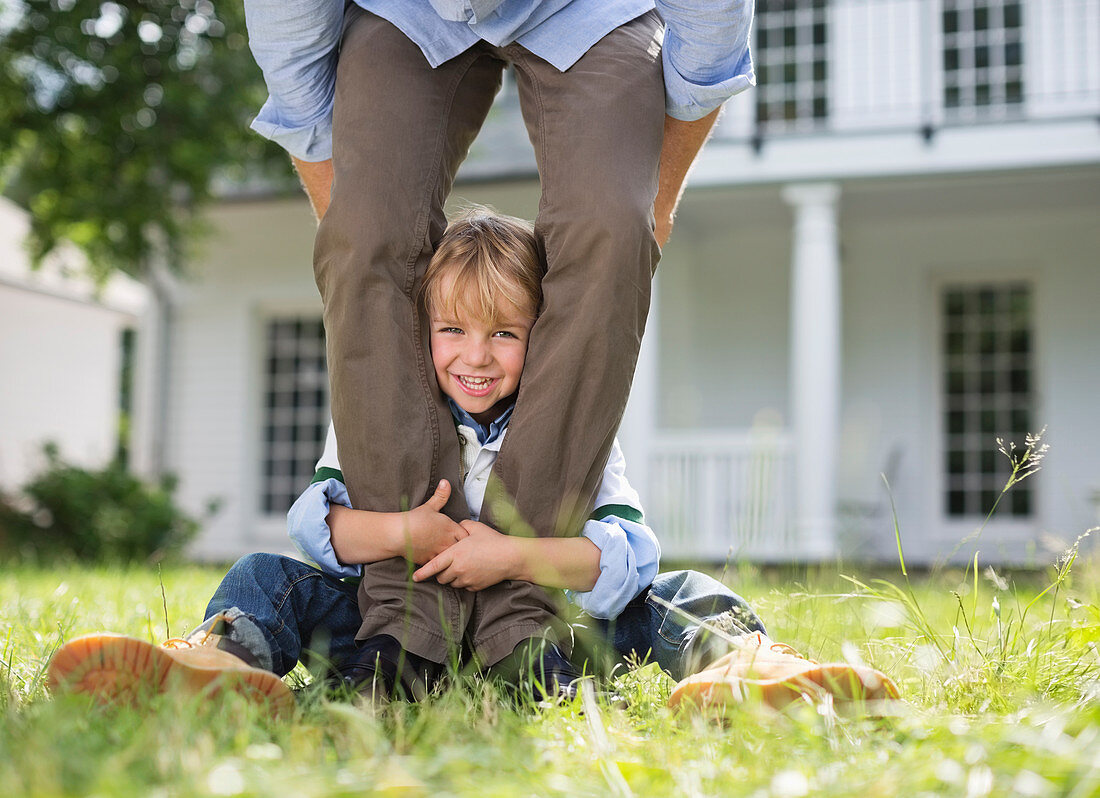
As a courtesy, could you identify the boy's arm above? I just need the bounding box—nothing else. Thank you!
[288,476,467,574]
[411,511,661,618]
[412,520,602,592]
[328,480,468,566]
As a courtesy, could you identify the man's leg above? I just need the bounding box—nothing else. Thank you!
[485,11,667,537]
[317,9,505,643]
[317,7,504,521]
[470,581,580,700]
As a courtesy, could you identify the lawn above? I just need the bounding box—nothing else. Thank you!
[2,551,1099,797]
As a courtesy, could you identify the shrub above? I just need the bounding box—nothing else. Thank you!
[0,443,199,563]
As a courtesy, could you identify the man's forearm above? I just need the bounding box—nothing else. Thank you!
[653,108,722,247]
[291,156,334,221]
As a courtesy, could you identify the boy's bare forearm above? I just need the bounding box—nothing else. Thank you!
[508,536,602,592]
[327,504,400,564]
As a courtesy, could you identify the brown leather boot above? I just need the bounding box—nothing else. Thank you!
[46,631,293,715]
[669,633,899,713]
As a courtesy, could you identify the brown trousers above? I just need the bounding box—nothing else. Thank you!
[316,8,665,666]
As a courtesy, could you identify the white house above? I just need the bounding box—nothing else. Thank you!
[0,198,147,490]
[162,0,1100,566]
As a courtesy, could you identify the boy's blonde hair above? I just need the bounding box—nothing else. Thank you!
[421,208,544,325]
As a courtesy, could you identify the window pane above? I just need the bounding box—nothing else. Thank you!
[756,2,828,132]
[942,0,1025,115]
[261,317,329,514]
[941,283,1035,518]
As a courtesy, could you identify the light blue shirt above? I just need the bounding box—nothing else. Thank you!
[244,0,755,161]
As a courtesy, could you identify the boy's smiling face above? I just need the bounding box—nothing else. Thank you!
[429,281,536,426]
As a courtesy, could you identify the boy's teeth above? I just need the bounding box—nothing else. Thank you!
[459,376,491,387]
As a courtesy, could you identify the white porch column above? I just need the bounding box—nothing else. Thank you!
[619,277,659,501]
[782,183,841,560]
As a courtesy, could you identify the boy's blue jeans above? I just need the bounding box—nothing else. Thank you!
[203,553,766,683]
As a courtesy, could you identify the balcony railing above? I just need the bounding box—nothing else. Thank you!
[646,430,796,562]
[715,0,1100,145]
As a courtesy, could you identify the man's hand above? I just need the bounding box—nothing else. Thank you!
[397,480,469,565]
[412,519,518,591]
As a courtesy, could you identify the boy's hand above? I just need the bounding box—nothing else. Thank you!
[412,519,518,591]
[397,480,469,565]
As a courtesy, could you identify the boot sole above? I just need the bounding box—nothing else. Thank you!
[669,662,900,712]
[46,634,293,715]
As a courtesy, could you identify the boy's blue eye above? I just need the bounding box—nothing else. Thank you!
[493,331,517,339]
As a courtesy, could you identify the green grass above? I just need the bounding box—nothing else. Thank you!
[3,554,1099,797]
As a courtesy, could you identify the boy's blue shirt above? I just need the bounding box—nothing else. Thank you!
[287,400,660,619]
[446,397,512,445]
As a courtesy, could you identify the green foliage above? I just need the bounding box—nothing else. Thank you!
[0,443,199,562]
[0,0,291,281]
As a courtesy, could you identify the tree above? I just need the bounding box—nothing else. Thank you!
[0,0,292,281]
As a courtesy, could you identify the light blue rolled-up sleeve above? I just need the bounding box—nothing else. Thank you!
[243,0,344,161]
[286,478,362,578]
[565,516,661,620]
[657,0,756,121]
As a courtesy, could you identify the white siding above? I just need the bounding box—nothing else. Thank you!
[171,199,321,559]
[0,199,143,491]
[1027,0,1100,119]
[654,169,1100,564]
[832,0,928,132]
[0,287,128,487]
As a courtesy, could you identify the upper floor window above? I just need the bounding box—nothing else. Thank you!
[261,317,329,514]
[942,283,1035,519]
[942,0,1024,114]
[754,0,829,133]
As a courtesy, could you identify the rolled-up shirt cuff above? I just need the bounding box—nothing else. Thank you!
[250,99,334,162]
[286,478,361,578]
[567,517,661,619]
[662,35,755,121]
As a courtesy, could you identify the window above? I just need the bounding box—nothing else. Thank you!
[942,0,1024,113]
[261,317,329,514]
[754,0,829,133]
[942,283,1034,518]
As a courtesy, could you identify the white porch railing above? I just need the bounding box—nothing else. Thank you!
[646,430,796,562]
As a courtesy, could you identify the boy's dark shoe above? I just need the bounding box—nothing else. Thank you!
[339,634,444,702]
[492,638,583,702]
